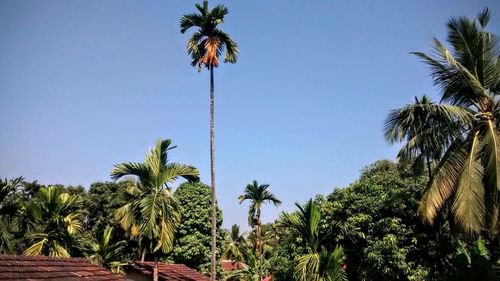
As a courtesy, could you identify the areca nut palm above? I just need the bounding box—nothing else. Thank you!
[23,186,83,257]
[384,95,472,179]
[279,199,346,281]
[238,180,281,256]
[110,139,199,259]
[223,224,248,262]
[180,1,238,278]
[411,8,500,235]
[88,226,127,273]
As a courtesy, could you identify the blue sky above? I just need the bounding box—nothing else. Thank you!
[1,0,498,230]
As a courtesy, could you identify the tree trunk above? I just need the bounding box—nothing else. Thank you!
[256,208,261,256]
[209,65,217,281]
[141,248,146,262]
[426,155,432,181]
[153,257,159,281]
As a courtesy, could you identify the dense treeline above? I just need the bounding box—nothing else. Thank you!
[0,178,224,273]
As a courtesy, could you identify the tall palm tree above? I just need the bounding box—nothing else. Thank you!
[180,2,238,278]
[23,186,83,257]
[239,180,281,256]
[279,199,346,281]
[111,139,199,261]
[411,8,500,234]
[223,224,248,262]
[88,226,127,273]
[384,95,472,179]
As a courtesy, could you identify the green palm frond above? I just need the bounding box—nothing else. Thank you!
[111,139,197,257]
[180,0,238,70]
[23,186,83,257]
[409,9,500,235]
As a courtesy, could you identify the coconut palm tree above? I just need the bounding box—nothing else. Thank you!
[111,139,199,261]
[223,224,248,262]
[23,186,83,257]
[384,95,472,179]
[279,199,346,281]
[88,226,127,273]
[180,2,238,278]
[239,180,281,256]
[411,8,500,235]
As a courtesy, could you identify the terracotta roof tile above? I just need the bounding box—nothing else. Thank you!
[128,261,210,281]
[0,254,129,281]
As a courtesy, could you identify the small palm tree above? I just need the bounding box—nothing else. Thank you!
[111,139,199,260]
[239,180,281,256]
[180,2,238,278]
[223,224,248,262]
[88,226,126,273]
[23,186,83,257]
[279,199,346,281]
[384,95,472,178]
[411,8,500,234]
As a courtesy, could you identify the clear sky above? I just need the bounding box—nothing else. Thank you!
[1,0,499,230]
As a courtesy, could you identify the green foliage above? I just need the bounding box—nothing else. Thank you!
[239,180,281,256]
[387,8,500,235]
[180,0,238,70]
[169,182,224,274]
[279,199,346,281]
[223,224,248,262]
[111,139,200,258]
[23,186,84,257]
[88,226,127,273]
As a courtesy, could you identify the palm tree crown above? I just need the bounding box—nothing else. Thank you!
[409,8,500,234]
[279,200,346,281]
[239,180,281,227]
[180,0,238,70]
[384,95,472,178]
[111,139,199,258]
[23,186,83,257]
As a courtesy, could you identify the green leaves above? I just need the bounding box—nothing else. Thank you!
[110,139,199,258]
[180,1,239,69]
[390,8,500,235]
[23,186,83,257]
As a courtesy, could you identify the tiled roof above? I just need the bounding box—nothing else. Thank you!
[221,260,247,272]
[0,254,129,281]
[128,261,210,281]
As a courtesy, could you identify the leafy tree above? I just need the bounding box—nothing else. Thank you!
[88,226,127,273]
[180,1,239,278]
[320,160,465,281]
[239,180,281,256]
[23,186,84,257]
[279,199,346,281]
[169,182,224,274]
[410,8,500,235]
[223,224,248,262]
[110,139,200,261]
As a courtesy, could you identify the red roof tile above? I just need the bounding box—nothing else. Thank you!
[0,254,129,281]
[221,260,247,272]
[128,261,210,281]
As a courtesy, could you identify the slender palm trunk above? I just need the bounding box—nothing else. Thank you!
[256,208,261,256]
[209,65,217,281]
[153,257,159,281]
